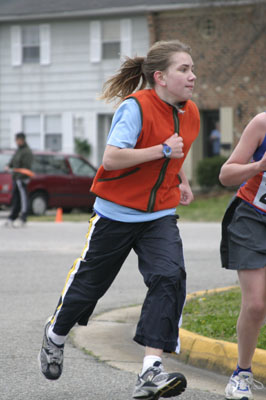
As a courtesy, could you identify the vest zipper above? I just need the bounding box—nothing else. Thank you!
[147,107,180,212]
[172,107,180,135]
[147,159,170,212]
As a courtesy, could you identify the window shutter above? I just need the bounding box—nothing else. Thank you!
[120,19,132,58]
[40,24,51,65]
[10,114,22,147]
[90,21,101,63]
[220,107,233,144]
[11,26,22,66]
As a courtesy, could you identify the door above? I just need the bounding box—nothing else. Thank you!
[201,110,219,158]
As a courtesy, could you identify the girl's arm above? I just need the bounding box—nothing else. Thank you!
[219,113,266,187]
[103,143,165,170]
[102,99,184,171]
[102,133,184,171]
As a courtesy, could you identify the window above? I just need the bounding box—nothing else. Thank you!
[22,25,40,63]
[23,115,41,149]
[201,110,219,158]
[21,114,62,151]
[11,24,50,66]
[102,20,120,59]
[44,115,62,152]
[90,19,131,63]
[0,153,12,172]
[45,135,62,152]
[200,18,216,40]
[32,155,68,175]
[68,157,95,177]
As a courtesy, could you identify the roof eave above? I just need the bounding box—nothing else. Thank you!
[0,1,263,23]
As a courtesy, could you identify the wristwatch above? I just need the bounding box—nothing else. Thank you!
[162,143,172,158]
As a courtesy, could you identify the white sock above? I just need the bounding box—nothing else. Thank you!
[141,355,162,374]
[48,325,66,346]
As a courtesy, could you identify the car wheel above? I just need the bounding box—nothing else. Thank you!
[30,192,48,216]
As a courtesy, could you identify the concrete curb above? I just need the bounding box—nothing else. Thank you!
[73,285,266,384]
[177,286,266,383]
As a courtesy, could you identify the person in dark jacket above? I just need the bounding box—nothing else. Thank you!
[5,132,33,227]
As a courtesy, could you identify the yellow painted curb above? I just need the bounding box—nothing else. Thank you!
[174,286,266,383]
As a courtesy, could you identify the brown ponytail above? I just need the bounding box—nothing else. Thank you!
[100,57,147,103]
[100,39,191,104]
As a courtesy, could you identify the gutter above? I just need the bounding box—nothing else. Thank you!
[0,0,264,23]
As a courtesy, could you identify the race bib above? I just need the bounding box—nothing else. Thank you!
[253,172,266,211]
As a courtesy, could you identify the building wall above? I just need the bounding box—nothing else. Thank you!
[1,3,264,183]
[0,15,149,166]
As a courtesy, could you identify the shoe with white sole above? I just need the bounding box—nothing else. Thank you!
[133,361,186,400]
[13,219,26,228]
[3,219,14,228]
[225,371,264,400]
[38,318,64,380]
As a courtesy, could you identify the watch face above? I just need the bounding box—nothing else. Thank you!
[163,144,172,157]
[165,146,171,155]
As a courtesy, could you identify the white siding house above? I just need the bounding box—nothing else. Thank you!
[1,0,264,184]
[0,14,149,166]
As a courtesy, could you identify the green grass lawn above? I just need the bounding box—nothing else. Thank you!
[28,190,234,223]
[177,190,233,222]
[182,287,266,350]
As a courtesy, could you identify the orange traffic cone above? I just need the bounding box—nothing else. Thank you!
[55,207,63,223]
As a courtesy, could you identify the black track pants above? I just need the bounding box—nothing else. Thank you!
[51,213,186,353]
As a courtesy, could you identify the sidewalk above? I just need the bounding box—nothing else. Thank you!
[72,287,266,395]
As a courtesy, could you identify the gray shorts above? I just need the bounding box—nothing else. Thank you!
[220,197,266,270]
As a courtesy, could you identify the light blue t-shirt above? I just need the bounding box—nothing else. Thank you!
[94,98,176,222]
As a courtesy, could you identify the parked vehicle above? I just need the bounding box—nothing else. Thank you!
[0,150,97,215]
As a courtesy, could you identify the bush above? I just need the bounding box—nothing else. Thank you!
[74,138,91,158]
[196,156,227,189]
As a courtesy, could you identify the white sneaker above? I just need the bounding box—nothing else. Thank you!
[3,219,14,228]
[13,219,26,228]
[38,318,64,380]
[225,371,264,400]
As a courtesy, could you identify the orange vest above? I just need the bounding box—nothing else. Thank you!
[91,89,200,212]
[237,172,266,213]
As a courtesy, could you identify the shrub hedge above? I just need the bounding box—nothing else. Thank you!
[196,156,227,189]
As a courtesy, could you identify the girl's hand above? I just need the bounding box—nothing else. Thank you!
[179,182,194,205]
[164,133,184,159]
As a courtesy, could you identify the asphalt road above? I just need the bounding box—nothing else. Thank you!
[0,217,239,400]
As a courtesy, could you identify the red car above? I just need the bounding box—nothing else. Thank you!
[0,150,97,215]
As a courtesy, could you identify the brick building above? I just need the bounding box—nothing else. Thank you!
[147,0,266,174]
